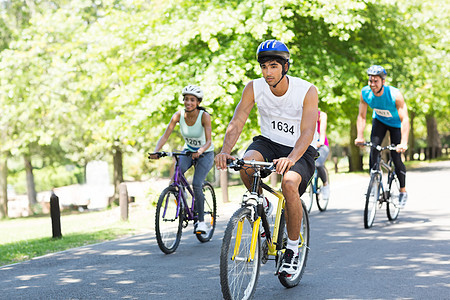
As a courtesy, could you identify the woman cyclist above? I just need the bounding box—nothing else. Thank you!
[149,85,214,234]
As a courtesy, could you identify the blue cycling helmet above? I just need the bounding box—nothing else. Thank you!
[256,39,290,63]
[367,65,387,79]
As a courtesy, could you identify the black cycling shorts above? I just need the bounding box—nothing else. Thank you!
[245,135,317,196]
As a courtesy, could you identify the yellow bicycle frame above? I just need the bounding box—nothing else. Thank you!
[231,186,306,262]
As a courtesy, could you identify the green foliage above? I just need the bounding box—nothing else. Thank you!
[0,0,448,188]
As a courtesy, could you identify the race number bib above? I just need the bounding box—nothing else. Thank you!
[267,118,299,146]
[270,120,296,136]
[374,108,393,118]
[185,137,202,148]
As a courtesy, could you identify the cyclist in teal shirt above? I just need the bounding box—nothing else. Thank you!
[150,85,214,234]
[355,65,410,208]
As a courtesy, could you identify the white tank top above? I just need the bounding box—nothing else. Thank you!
[253,75,318,148]
[179,110,214,152]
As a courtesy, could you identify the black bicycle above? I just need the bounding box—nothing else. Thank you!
[361,142,401,229]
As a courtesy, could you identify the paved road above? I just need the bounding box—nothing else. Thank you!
[1,161,449,299]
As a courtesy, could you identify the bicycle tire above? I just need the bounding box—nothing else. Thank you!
[196,182,217,243]
[364,174,380,229]
[220,207,261,300]
[316,175,329,211]
[278,201,310,288]
[155,186,184,254]
[386,176,401,221]
[304,183,314,213]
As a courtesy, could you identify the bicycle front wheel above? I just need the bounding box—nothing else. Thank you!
[278,201,310,288]
[220,207,260,300]
[386,176,401,221]
[196,182,217,243]
[303,183,314,213]
[316,178,329,212]
[364,174,380,229]
[155,186,183,254]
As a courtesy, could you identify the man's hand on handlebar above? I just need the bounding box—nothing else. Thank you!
[396,144,408,153]
[354,138,365,147]
[273,157,295,175]
[215,152,235,170]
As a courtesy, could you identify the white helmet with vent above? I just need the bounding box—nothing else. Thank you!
[182,85,203,100]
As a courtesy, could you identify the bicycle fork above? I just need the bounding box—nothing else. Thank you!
[231,216,261,262]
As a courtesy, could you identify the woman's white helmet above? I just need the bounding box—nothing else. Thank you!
[182,85,203,100]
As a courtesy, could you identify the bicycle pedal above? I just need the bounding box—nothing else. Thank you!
[278,271,292,278]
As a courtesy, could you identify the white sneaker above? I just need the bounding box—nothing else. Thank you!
[263,197,273,216]
[322,184,330,200]
[279,249,299,276]
[195,221,208,234]
[399,192,408,208]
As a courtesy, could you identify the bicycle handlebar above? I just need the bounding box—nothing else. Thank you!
[226,158,275,172]
[148,151,195,159]
[359,142,397,152]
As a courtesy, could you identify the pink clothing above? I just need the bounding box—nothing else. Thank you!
[318,111,329,146]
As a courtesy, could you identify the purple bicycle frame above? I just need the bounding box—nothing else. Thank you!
[163,153,197,221]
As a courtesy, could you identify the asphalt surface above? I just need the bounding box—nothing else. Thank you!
[1,160,449,299]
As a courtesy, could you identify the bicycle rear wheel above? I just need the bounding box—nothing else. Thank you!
[364,174,380,229]
[155,186,183,254]
[220,207,260,300]
[196,182,217,243]
[386,176,401,221]
[278,201,310,288]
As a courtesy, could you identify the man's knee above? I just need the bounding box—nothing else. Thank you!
[282,177,301,195]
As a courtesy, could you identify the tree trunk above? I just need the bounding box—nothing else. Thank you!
[0,154,7,218]
[426,115,441,159]
[349,119,363,172]
[24,154,37,209]
[408,111,415,161]
[112,145,124,203]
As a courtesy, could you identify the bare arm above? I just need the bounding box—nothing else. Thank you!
[192,111,213,159]
[396,91,410,152]
[150,111,180,159]
[215,81,255,169]
[273,85,318,174]
[317,111,327,147]
[355,93,368,145]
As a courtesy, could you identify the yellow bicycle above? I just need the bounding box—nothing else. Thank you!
[219,159,310,300]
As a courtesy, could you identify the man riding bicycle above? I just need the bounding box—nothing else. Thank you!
[215,39,318,276]
[354,65,410,208]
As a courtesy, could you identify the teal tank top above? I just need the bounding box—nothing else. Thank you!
[361,85,401,128]
[179,110,214,152]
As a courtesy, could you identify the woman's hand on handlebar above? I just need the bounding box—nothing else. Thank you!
[148,153,159,160]
[215,152,235,170]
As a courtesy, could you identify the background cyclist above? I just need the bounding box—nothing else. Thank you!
[215,40,318,277]
[149,85,214,234]
[316,110,330,201]
[354,65,410,207]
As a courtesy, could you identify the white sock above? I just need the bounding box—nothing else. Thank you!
[287,238,299,256]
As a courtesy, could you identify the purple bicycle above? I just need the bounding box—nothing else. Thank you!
[148,151,217,254]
